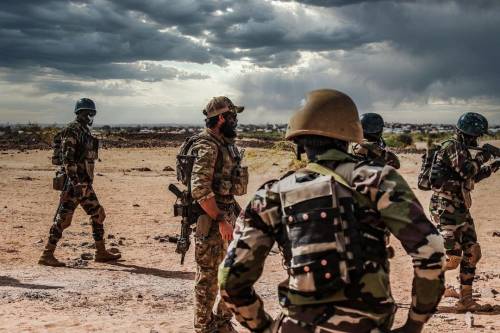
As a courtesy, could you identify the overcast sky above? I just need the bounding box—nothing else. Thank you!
[1,0,499,125]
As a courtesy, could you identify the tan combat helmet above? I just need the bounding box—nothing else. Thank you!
[285,89,363,143]
[203,96,244,118]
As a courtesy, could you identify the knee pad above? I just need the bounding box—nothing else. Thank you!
[466,243,482,266]
[445,255,461,271]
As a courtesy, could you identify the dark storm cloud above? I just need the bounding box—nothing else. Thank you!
[1,0,500,123]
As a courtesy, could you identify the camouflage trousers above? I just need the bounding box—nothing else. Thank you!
[48,184,105,245]
[194,215,232,333]
[430,194,479,285]
[274,301,394,333]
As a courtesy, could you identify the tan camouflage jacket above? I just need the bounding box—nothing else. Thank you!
[190,129,248,207]
[432,138,492,207]
[61,120,99,184]
[219,149,445,332]
[352,139,400,169]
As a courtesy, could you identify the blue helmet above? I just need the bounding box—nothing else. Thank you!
[457,112,488,137]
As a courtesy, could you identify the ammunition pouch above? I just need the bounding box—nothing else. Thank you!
[52,170,67,191]
[231,165,248,196]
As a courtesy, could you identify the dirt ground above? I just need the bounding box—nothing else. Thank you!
[1,145,499,332]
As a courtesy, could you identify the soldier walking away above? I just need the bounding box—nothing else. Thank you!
[39,98,121,267]
[187,96,248,333]
[352,112,400,169]
[429,112,499,312]
[219,89,445,333]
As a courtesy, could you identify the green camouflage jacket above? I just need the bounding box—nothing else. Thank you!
[432,138,491,206]
[352,139,400,169]
[61,120,98,184]
[219,149,444,332]
[190,129,247,207]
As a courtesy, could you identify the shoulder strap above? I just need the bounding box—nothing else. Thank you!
[305,162,351,188]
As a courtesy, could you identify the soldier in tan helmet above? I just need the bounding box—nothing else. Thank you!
[181,96,247,333]
[219,89,445,333]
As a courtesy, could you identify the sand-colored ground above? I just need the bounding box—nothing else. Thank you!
[1,145,499,332]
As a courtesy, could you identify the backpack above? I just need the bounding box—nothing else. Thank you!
[417,140,453,191]
[51,129,65,166]
[175,133,223,188]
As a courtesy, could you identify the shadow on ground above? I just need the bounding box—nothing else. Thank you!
[0,276,63,290]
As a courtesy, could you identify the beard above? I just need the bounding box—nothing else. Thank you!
[221,121,237,138]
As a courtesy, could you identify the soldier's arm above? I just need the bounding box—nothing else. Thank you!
[474,165,492,183]
[353,166,445,330]
[219,187,277,332]
[190,139,218,201]
[384,150,400,169]
[61,128,80,184]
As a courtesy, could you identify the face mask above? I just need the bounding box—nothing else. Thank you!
[87,114,95,127]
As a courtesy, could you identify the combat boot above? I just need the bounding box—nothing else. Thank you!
[38,243,66,267]
[456,285,492,312]
[94,240,121,262]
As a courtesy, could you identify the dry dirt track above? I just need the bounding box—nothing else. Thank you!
[0,145,499,332]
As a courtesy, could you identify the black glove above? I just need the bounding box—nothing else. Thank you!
[475,150,492,165]
[391,318,424,333]
[491,159,500,173]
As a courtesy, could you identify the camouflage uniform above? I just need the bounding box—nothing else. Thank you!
[190,128,248,332]
[48,119,104,245]
[429,137,492,286]
[219,149,445,333]
[352,139,400,169]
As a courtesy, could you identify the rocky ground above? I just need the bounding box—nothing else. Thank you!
[1,145,499,332]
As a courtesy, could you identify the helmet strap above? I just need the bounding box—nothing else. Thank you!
[295,143,305,161]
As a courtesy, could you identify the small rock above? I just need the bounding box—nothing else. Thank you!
[13,225,23,229]
[132,167,152,172]
[118,239,124,246]
[119,237,126,240]
[465,312,474,328]
[163,166,174,172]
[481,288,496,298]
[81,253,94,260]
[107,234,115,239]
[35,239,43,244]
[3,206,7,209]
[96,173,104,177]
[133,204,140,207]
[492,231,500,237]
[137,294,143,299]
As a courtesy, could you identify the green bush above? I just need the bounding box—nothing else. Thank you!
[384,133,413,148]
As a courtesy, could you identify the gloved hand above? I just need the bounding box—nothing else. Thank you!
[491,159,500,173]
[391,318,424,333]
[475,149,492,165]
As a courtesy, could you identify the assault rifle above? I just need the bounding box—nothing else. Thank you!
[467,143,500,158]
[468,144,500,173]
[168,183,201,265]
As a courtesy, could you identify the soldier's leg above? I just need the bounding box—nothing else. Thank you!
[80,186,120,262]
[194,233,221,332]
[39,189,79,266]
[455,213,490,311]
[429,196,463,271]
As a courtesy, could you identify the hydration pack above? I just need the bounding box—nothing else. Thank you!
[277,163,387,301]
[175,133,223,187]
[417,140,454,191]
[51,129,65,166]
